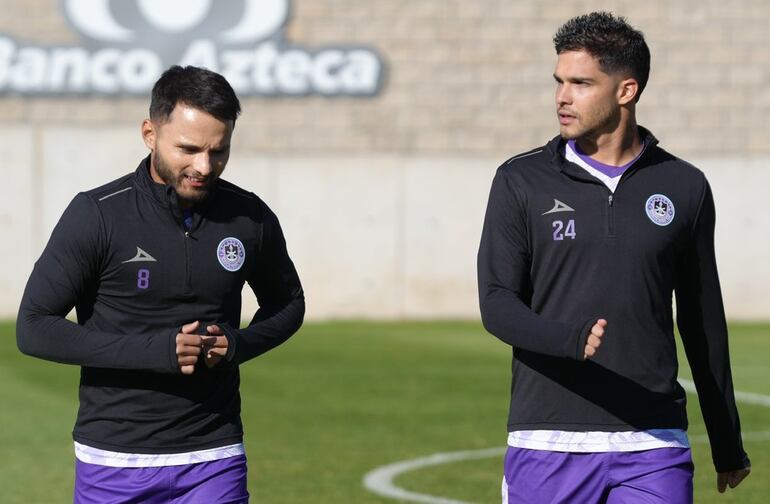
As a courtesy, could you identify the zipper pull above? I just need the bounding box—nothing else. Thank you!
[608,194,614,207]
[184,231,190,237]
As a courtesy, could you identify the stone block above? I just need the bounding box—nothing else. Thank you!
[0,126,34,316]
[402,157,496,317]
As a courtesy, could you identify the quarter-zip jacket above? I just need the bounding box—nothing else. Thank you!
[478,128,749,472]
[17,158,305,453]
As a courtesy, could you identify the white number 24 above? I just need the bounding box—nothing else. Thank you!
[552,219,576,241]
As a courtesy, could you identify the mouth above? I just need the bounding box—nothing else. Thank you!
[182,174,209,189]
[558,110,576,126]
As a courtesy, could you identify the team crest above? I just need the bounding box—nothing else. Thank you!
[217,237,245,272]
[645,194,675,226]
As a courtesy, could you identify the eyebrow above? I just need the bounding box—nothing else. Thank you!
[553,74,594,84]
[177,142,202,151]
[176,141,230,151]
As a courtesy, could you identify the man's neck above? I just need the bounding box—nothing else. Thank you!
[575,121,642,167]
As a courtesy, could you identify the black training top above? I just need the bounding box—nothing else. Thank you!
[17,158,305,454]
[477,128,749,472]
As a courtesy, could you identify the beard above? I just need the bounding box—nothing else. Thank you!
[152,150,214,208]
[559,102,621,141]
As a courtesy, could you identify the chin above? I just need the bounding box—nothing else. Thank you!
[559,123,588,140]
[177,188,210,206]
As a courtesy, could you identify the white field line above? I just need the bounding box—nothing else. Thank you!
[363,381,770,504]
[677,378,770,407]
[363,448,505,504]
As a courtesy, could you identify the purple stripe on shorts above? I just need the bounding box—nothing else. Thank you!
[74,455,249,504]
[503,447,693,504]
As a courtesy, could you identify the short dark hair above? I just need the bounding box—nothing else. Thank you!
[554,12,650,102]
[149,65,241,124]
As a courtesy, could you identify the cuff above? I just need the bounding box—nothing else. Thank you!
[219,323,240,363]
[573,318,596,360]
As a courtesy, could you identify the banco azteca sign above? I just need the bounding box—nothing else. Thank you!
[0,0,385,96]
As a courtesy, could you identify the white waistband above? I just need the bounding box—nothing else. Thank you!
[507,429,690,452]
[74,442,246,467]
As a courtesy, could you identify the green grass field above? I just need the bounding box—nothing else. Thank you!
[1,320,767,503]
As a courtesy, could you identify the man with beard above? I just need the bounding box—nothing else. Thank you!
[477,12,750,503]
[17,65,305,503]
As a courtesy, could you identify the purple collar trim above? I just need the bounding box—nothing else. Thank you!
[567,139,647,178]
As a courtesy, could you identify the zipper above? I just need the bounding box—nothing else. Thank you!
[182,230,191,292]
[607,193,616,237]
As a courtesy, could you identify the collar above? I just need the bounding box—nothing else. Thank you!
[133,156,216,222]
[547,126,659,181]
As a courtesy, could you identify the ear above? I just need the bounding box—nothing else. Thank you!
[141,119,156,151]
[617,77,639,105]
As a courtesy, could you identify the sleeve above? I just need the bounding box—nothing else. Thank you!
[675,180,750,473]
[219,205,305,365]
[477,168,593,359]
[16,193,178,374]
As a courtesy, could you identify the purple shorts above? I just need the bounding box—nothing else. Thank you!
[503,447,693,504]
[74,455,249,504]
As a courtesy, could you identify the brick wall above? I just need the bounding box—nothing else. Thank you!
[1,0,768,157]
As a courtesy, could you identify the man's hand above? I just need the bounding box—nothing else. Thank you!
[175,322,230,374]
[176,321,204,375]
[583,319,607,360]
[202,324,228,368]
[717,466,750,493]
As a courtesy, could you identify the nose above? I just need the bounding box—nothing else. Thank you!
[192,153,213,176]
[556,83,571,107]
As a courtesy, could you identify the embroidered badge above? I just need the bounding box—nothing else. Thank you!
[217,237,246,272]
[645,194,675,226]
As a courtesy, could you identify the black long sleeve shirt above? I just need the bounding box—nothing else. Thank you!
[478,129,749,473]
[17,158,305,453]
